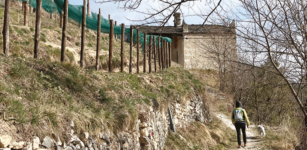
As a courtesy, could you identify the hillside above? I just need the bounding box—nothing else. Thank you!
[0,1,300,150]
[0,2,143,72]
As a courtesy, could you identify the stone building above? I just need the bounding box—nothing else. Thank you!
[137,13,237,70]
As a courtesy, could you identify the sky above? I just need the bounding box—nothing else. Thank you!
[69,0,241,26]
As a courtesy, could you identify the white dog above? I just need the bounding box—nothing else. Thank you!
[257,125,266,138]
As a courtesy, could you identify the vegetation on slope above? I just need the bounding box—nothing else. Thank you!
[0,2,137,70]
[0,54,205,141]
[0,2,300,149]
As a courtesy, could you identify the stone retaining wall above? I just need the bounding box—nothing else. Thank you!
[0,91,211,150]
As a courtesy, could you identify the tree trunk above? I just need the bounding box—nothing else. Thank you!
[34,0,42,59]
[61,0,68,62]
[3,0,10,56]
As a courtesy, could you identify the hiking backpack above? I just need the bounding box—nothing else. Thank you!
[234,109,244,121]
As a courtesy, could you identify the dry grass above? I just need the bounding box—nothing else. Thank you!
[0,53,206,143]
[0,2,207,142]
[261,125,299,150]
[1,2,299,149]
[0,2,144,71]
[189,69,219,89]
[164,117,237,150]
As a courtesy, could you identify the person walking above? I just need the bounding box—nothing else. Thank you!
[231,101,250,148]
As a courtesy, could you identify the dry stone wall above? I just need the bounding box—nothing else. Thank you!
[0,91,211,150]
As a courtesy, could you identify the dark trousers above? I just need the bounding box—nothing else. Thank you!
[235,122,246,145]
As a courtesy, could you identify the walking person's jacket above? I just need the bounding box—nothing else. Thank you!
[231,101,250,126]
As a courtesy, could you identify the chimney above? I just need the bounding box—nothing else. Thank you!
[230,19,235,28]
[173,13,181,27]
[182,20,188,33]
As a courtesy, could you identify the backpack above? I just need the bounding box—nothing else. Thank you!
[234,109,244,121]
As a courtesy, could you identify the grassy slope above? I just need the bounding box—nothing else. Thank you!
[0,2,242,149]
[0,3,136,70]
[0,54,205,141]
[164,70,237,150]
[0,3,237,148]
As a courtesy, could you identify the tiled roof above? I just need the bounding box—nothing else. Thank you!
[136,24,234,35]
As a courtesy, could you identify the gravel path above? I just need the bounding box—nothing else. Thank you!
[215,113,265,149]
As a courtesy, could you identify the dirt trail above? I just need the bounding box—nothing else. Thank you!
[215,112,265,149]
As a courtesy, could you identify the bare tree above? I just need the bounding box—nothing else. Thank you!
[230,0,307,147]
[236,0,307,116]
[195,23,237,92]
[94,0,222,27]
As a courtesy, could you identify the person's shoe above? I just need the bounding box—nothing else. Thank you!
[238,145,241,148]
[244,143,247,147]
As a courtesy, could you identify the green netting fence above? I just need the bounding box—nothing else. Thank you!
[18,0,172,48]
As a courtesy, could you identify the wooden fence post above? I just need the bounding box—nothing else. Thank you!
[165,41,167,68]
[34,0,42,59]
[158,36,161,70]
[167,41,169,67]
[114,21,117,39]
[121,23,125,72]
[109,19,114,72]
[169,42,171,67]
[50,0,53,19]
[149,36,152,73]
[96,9,101,71]
[60,11,63,28]
[137,29,140,74]
[153,36,156,72]
[167,42,169,67]
[108,14,110,20]
[17,10,19,24]
[161,38,164,70]
[143,33,147,73]
[3,0,10,56]
[61,0,69,62]
[164,40,167,68]
[129,25,133,74]
[87,0,91,17]
[80,1,86,68]
[165,42,168,68]
[23,1,28,26]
